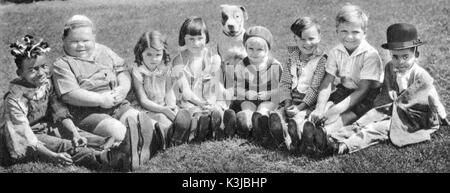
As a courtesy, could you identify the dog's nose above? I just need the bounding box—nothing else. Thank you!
[227,25,235,31]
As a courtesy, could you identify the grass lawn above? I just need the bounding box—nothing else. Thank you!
[0,0,449,173]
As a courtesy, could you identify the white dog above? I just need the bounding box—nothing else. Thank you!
[217,4,248,90]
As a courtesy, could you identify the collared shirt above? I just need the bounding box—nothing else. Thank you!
[0,78,72,158]
[326,39,383,89]
[279,46,327,107]
[132,63,173,106]
[52,43,126,96]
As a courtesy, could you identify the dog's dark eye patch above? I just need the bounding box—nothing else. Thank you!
[221,13,228,25]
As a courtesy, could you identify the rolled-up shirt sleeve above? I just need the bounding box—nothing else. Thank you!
[49,92,73,123]
[3,95,40,158]
[325,50,338,77]
[52,59,80,96]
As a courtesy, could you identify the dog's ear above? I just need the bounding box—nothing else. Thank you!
[239,5,248,20]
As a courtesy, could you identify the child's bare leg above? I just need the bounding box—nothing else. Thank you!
[256,101,277,116]
[236,101,257,138]
[93,118,126,143]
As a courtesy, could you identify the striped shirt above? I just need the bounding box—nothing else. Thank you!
[233,56,283,103]
[279,46,327,107]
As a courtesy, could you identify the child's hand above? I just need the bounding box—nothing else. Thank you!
[99,92,116,108]
[201,102,214,110]
[258,91,271,100]
[168,105,177,111]
[72,134,87,148]
[163,107,177,121]
[309,109,324,124]
[388,90,398,101]
[112,86,128,103]
[285,105,300,118]
[52,152,73,165]
[246,90,258,100]
[322,108,340,125]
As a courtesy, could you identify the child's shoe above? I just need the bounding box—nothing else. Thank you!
[209,110,222,140]
[236,111,251,138]
[223,109,237,138]
[268,112,286,149]
[195,114,211,142]
[299,120,316,154]
[251,112,263,143]
[287,118,300,151]
[170,109,192,146]
[314,121,328,151]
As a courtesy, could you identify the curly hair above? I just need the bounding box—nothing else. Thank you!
[10,34,50,70]
[134,31,171,66]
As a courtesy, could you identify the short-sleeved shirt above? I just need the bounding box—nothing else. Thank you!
[326,39,383,89]
[52,43,126,96]
[132,64,173,106]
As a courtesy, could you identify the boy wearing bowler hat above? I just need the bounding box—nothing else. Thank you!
[311,23,448,155]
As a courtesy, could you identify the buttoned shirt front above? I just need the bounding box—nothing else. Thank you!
[52,43,126,96]
[326,39,383,89]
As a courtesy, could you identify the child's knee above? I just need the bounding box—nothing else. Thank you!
[119,108,140,123]
[94,118,126,141]
[241,101,257,111]
[257,101,276,114]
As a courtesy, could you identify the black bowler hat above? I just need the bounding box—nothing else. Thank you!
[381,23,425,50]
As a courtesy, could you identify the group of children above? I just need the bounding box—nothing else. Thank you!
[0,3,448,171]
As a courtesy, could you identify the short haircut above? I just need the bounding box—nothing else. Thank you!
[63,15,95,39]
[134,31,171,65]
[178,16,210,46]
[335,3,368,31]
[290,17,321,38]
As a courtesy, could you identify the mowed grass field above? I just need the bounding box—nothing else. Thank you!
[1,0,449,173]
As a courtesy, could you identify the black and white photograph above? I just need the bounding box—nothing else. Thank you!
[0,0,448,184]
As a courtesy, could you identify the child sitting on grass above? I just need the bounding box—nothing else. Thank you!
[52,15,164,170]
[226,26,283,147]
[313,23,448,155]
[170,16,226,144]
[307,4,384,153]
[268,17,327,151]
[0,35,128,170]
[131,31,178,147]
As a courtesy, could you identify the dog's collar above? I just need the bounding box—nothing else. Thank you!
[223,30,244,38]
